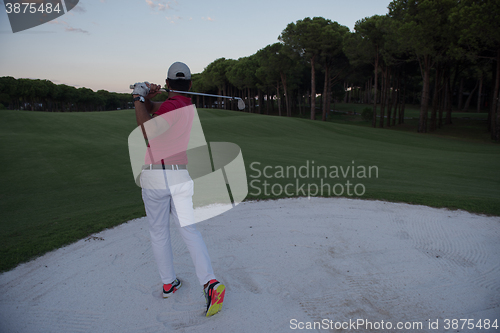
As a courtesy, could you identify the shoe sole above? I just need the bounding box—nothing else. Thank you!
[163,280,182,298]
[206,284,225,317]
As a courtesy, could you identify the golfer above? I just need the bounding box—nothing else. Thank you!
[131,62,225,317]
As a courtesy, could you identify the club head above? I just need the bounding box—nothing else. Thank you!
[237,99,245,111]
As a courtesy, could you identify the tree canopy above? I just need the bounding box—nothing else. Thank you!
[3,1,499,139]
[0,76,131,112]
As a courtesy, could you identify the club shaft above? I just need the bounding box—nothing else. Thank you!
[129,85,241,100]
[162,89,241,100]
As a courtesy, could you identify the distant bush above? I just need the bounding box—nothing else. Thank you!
[361,107,372,121]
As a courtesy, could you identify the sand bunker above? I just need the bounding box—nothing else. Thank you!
[1,198,499,332]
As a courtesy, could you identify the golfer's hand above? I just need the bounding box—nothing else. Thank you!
[131,82,150,97]
[145,83,161,99]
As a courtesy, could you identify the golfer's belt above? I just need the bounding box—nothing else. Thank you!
[143,164,187,170]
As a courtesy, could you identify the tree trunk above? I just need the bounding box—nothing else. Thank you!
[372,49,379,128]
[306,89,310,115]
[281,72,290,117]
[391,72,399,126]
[310,55,316,120]
[247,88,251,113]
[257,90,262,114]
[222,85,227,110]
[477,75,483,113]
[462,80,479,112]
[400,94,406,124]
[397,78,403,124]
[326,74,332,121]
[445,76,452,127]
[430,65,440,132]
[364,80,367,104]
[458,77,464,111]
[272,91,275,114]
[445,72,453,125]
[343,82,348,103]
[298,90,303,116]
[347,82,352,104]
[379,67,387,128]
[439,69,448,128]
[217,87,222,109]
[438,80,445,129]
[265,91,269,114]
[322,65,329,121]
[367,78,371,104]
[496,88,500,141]
[387,72,394,127]
[419,56,431,133]
[490,48,500,139]
[318,86,323,115]
[438,75,447,129]
[277,82,281,116]
[386,78,391,127]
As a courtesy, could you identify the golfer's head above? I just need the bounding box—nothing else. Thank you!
[167,62,191,91]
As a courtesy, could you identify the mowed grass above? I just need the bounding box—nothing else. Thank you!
[200,108,499,212]
[1,108,499,272]
[0,110,145,272]
[333,102,489,120]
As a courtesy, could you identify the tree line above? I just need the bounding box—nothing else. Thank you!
[1,1,498,139]
[191,0,500,139]
[0,76,131,112]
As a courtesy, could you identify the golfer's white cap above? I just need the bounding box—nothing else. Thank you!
[167,62,191,80]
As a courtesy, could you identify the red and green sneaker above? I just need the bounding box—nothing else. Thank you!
[204,279,225,317]
[163,278,181,298]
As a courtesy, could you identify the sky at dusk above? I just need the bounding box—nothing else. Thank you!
[0,0,391,93]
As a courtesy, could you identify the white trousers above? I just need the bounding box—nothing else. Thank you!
[141,169,216,286]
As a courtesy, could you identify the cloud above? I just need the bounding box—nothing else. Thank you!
[202,16,215,22]
[165,15,181,24]
[48,20,66,25]
[146,0,175,12]
[158,3,170,11]
[48,19,89,34]
[65,27,88,33]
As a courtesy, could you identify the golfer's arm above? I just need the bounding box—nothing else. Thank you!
[134,98,152,126]
[144,99,162,114]
[133,97,155,140]
[133,98,169,140]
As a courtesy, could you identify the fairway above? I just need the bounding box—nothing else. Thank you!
[1,109,499,272]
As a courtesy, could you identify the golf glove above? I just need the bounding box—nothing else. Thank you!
[132,82,150,97]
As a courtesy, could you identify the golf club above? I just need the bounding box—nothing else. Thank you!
[130,84,246,110]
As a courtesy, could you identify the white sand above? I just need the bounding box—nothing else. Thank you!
[1,198,499,332]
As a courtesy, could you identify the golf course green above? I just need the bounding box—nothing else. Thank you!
[1,108,499,272]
